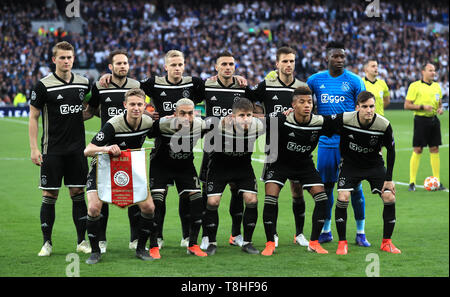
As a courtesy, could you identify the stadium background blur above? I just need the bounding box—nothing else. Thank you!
[0,0,448,109]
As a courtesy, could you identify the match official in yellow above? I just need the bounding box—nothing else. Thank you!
[363,59,390,116]
[404,63,445,191]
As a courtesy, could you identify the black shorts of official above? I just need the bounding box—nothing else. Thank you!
[206,162,257,197]
[263,159,324,190]
[149,160,201,196]
[39,151,88,190]
[337,162,387,195]
[413,115,442,147]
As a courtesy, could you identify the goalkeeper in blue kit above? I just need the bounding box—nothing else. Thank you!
[306,42,370,246]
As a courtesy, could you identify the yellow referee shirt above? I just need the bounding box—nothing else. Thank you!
[363,77,389,116]
[406,80,442,117]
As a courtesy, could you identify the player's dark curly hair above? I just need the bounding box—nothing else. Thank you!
[326,41,345,53]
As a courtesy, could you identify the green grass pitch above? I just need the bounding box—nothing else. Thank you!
[0,110,448,277]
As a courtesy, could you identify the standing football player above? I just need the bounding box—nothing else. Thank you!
[249,47,310,247]
[83,49,142,253]
[307,41,369,247]
[199,51,253,249]
[29,41,91,256]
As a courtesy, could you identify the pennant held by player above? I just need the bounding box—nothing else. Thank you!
[96,149,149,208]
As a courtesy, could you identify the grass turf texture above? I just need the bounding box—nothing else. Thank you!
[0,110,448,277]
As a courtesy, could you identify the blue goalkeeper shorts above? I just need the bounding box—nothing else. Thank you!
[316,145,340,184]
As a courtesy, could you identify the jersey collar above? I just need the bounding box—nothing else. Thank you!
[277,76,295,88]
[218,77,236,88]
[327,69,346,79]
[110,78,128,89]
[165,75,183,85]
[364,76,377,84]
[53,72,74,84]
[421,80,433,86]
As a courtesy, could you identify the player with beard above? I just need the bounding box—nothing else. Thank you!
[199,51,253,250]
[84,50,142,253]
[203,98,264,256]
[84,89,158,263]
[249,47,310,247]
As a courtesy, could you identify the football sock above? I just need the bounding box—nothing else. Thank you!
[188,192,203,247]
[351,183,366,233]
[128,204,141,242]
[99,203,109,242]
[430,152,440,180]
[137,212,154,251]
[229,188,243,237]
[243,202,258,242]
[356,220,365,234]
[382,201,396,239]
[263,195,278,242]
[311,192,328,241]
[200,185,208,238]
[322,182,334,232]
[204,204,219,243]
[40,196,56,245]
[71,193,87,244]
[273,203,279,236]
[151,192,164,242]
[86,215,101,253]
[292,196,305,236]
[179,194,191,239]
[335,199,349,241]
[409,151,422,184]
[158,191,168,239]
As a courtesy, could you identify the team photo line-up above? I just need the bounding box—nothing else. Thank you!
[28,40,445,264]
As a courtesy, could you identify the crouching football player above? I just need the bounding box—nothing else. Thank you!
[332,91,400,254]
[203,98,264,255]
[83,89,157,264]
[261,86,334,256]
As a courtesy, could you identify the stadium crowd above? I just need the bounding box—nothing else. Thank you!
[0,0,448,106]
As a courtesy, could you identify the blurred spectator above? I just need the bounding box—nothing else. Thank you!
[0,0,448,106]
[13,88,27,107]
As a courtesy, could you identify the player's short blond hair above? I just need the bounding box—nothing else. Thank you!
[175,98,194,110]
[165,50,184,64]
[52,41,75,57]
[124,88,146,101]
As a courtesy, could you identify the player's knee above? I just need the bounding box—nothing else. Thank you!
[290,182,303,197]
[69,187,85,197]
[337,191,351,202]
[309,185,325,197]
[429,146,439,154]
[413,147,423,154]
[87,192,101,216]
[243,193,258,205]
[207,196,221,208]
[43,190,58,199]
